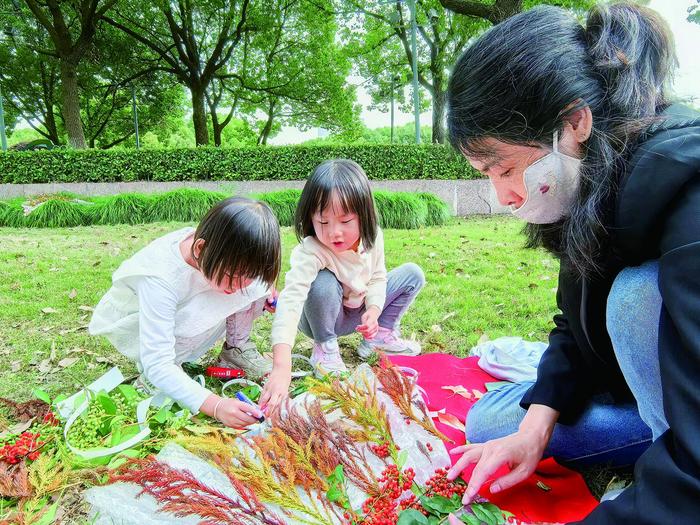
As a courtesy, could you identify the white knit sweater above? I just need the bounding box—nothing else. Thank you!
[89,227,269,412]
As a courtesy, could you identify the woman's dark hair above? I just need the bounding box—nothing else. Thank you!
[447,2,676,277]
[295,159,379,250]
[192,197,281,288]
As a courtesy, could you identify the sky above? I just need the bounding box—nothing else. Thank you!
[270,0,700,145]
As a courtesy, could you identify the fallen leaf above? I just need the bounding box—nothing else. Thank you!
[78,305,94,312]
[428,252,436,258]
[49,267,60,272]
[95,356,112,364]
[49,341,57,361]
[436,412,465,432]
[58,357,79,368]
[537,481,552,492]
[37,359,53,374]
[68,288,78,299]
[41,307,58,314]
[11,361,22,372]
[441,385,473,400]
[0,418,34,440]
[431,324,442,333]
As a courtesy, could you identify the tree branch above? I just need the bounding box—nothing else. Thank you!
[438,0,522,24]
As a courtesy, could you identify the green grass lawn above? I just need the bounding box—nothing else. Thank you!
[0,216,560,402]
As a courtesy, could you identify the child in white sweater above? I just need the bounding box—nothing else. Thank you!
[89,197,280,428]
[259,159,425,411]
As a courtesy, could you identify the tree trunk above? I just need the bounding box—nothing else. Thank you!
[431,74,446,144]
[191,86,209,146]
[211,110,222,147]
[44,107,60,145]
[59,60,87,149]
[257,100,276,146]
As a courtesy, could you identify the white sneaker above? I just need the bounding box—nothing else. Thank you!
[310,339,348,377]
[358,327,421,360]
[218,341,272,379]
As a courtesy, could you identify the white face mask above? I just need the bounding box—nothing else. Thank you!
[511,131,582,224]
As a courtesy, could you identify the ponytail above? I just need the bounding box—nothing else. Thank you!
[586,3,676,121]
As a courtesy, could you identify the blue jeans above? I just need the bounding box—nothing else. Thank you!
[466,260,665,469]
[298,263,425,343]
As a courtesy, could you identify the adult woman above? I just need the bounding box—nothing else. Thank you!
[445,2,700,523]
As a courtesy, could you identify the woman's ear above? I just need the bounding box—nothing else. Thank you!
[563,105,593,144]
[192,238,206,262]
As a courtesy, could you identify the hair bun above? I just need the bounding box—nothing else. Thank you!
[584,2,676,117]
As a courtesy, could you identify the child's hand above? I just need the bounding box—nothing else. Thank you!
[259,367,291,413]
[203,395,263,429]
[263,288,279,313]
[219,398,265,428]
[356,306,381,340]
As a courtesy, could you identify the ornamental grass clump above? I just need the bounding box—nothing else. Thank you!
[24,199,88,228]
[374,191,428,230]
[88,193,152,225]
[147,188,228,222]
[255,189,301,227]
[417,192,451,226]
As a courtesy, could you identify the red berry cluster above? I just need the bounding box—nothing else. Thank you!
[0,432,44,464]
[426,442,433,452]
[399,467,466,513]
[350,465,416,525]
[424,467,466,498]
[370,442,391,458]
[370,441,401,459]
[42,410,59,426]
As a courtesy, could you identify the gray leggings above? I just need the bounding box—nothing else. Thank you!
[298,263,425,343]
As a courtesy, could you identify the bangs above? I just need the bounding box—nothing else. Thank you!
[195,198,281,289]
[295,159,378,250]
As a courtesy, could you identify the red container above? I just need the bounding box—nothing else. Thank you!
[205,366,246,379]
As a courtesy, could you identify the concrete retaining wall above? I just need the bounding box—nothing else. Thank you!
[0,179,510,217]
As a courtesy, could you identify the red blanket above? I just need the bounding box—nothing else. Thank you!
[389,353,598,524]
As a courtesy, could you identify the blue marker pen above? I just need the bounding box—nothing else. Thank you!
[235,391,265,423]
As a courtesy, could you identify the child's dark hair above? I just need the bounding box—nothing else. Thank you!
[295,159,379,250]
[192,197,281,288]
[447,2,675,277]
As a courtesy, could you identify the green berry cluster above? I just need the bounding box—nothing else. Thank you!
[66,389,144,450]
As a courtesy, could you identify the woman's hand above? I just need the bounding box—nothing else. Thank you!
[356,305,381,340]
[447,404,558,503]
[447,430,548,503]
[200,394,262,429]
[259,366,291,413]
[263,288,279,313]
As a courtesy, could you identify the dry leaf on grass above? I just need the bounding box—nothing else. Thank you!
[41,307,58,314]
[58,357,79,368]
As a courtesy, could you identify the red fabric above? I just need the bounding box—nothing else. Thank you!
[389,353,598,524]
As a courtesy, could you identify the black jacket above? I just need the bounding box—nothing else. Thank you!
[520,104,700,524]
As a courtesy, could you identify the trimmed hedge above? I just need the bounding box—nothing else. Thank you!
[0,188,451,229]
[0,144,481,184]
